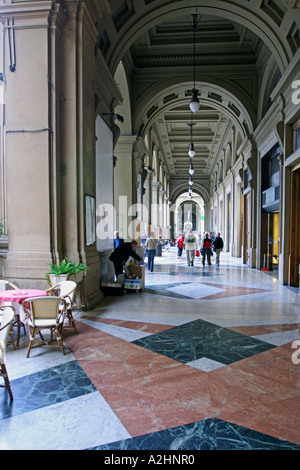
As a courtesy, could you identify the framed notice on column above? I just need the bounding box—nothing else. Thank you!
[85,194,96,246]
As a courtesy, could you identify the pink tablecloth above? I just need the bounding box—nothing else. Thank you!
[0,289,47,322]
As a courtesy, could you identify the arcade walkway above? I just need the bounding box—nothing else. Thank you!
[1,249,300,450]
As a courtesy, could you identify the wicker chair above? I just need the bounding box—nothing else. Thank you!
[0,307,15,400]
[0,280,26,346]
[0,304,16,350]
[0,280,18,291]
[46,280,77,334]
[22,296,67,357]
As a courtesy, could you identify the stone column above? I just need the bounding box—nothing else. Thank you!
[151,181,160,237]
[114,135,136,240]
[164,194,169,238]
[1,2,58,287]
[159,188,165,236]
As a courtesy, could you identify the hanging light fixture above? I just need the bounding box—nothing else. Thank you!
[189,159,194,175]
[189,176,193,186]
[189,14,200,113]
[188,143,195,158]
[188,119,196,157]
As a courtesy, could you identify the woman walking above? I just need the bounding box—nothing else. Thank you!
[175,233,185,259]
[145,232,157,272]
[184,229,197,266]
[201,233,212,267]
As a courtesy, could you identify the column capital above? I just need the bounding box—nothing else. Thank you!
[152,181,161,190]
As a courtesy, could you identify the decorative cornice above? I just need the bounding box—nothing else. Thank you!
[132,50,258,66]
[85,0,111,21]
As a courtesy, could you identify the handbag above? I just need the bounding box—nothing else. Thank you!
[195,249,200,257]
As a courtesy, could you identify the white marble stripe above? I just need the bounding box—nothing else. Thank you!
[187,357,226,372]
[79,317,151,341]
[0,391,131,450]
[253,329,300,346]
[5,336,76,381]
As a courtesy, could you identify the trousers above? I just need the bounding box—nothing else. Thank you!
[147,249,156,271]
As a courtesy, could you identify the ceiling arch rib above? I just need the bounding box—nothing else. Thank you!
[170,182,211,205]
[106,1,295,75]
[135,80,254,139]
[134,82,252,181]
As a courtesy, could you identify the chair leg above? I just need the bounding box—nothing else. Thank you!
[26,326,35,358]
[66,310,77,334]
[54,325,65,355]
[27,325,65,357]
[9,326,16,350]
[1,363,13,400]
[16,317,26,346]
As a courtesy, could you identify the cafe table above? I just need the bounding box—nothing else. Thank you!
[0,289,48,323]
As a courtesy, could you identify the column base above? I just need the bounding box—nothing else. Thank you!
[295,293,300,312]
[249,247,257,268]
[4,251,53,289]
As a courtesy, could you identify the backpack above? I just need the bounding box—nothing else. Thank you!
[204,239,211,249]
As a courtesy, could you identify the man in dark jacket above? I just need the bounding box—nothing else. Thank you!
[109,240,142,277]
[213,232,224,266]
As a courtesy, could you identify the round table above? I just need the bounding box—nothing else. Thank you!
[0,289,47,322]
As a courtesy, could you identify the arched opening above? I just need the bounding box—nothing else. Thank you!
[172,192,205,238]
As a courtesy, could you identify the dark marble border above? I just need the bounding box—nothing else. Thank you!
[0,360,96,420]
[90,417,300,450]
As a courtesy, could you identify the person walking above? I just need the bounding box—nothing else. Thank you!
[145,232,157,272]
[201,232,212,267]
[175,233,185,259]
[113,231,124,249]
[184,229,197,266]
[213,232,224,266]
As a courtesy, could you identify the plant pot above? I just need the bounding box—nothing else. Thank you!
[68,271,84,283]
[48,271,84,286]
[48,273,69,286]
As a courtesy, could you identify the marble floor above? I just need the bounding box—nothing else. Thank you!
[1,249,300,450]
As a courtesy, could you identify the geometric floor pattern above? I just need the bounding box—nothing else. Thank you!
[1,250,300,450]
[146,282,270,300]
[132,319,277,365]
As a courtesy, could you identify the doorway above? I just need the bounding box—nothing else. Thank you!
[261,210,279,270]
[244,191,251,264]
[289,168,300,287]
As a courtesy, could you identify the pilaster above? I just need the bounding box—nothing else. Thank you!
[1,1,57,286]
[114,135,136,240]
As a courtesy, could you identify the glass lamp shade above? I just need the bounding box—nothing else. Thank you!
[189,90,200,113]
[189,166,194,175]
[189,178,193,186]
[188,143,195,158]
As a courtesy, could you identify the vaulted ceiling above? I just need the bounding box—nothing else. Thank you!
[122,12,263,184]
[94,0,300,192]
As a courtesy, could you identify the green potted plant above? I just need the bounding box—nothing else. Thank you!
[48,257,89,285]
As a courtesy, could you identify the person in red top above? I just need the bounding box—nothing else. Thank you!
[201,232,212,267]
[175,233,185,259]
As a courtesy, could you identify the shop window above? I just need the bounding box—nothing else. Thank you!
[293,118,300,152]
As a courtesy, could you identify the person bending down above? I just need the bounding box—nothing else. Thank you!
[109,240,142,278]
